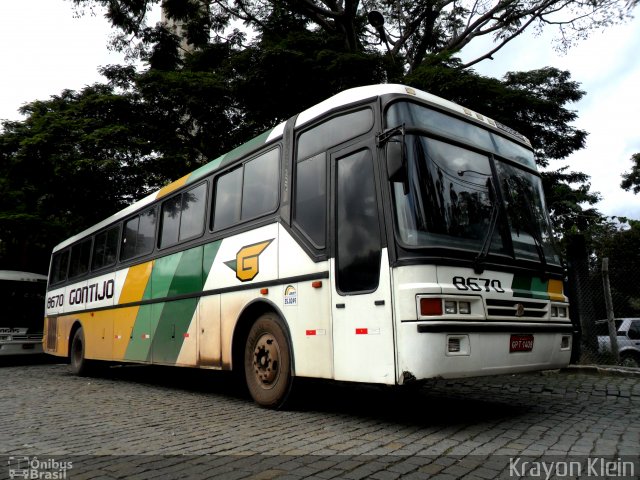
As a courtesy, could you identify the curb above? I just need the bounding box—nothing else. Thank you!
[560,364,640,378]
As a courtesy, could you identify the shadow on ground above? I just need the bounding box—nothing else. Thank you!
[61,362,533,427]
[0,353,61,367]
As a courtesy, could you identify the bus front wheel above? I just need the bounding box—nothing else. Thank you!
[244,313,293,409]
[70,327,93,376]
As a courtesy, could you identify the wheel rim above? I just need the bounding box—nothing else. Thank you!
[252,332,281,389]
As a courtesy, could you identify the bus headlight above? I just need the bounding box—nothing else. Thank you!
[459,301,471,314]
[444,301,457,314]
[417,296,477,318]
[551,304,568,318]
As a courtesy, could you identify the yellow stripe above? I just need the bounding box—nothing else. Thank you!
[111,262,154,360]
[547,279,565,302]
[156,174,189,199]
[119,261,153,304]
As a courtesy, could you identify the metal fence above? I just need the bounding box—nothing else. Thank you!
[566,235,640,369]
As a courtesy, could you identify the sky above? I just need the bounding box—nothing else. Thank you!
[1,0,639,220]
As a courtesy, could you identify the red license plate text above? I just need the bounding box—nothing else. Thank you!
[510,334,534,352]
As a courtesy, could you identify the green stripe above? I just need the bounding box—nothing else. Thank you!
[511,275,550,300]
[220,129,274,167]
[149,247,203,363]
[124,241,224,365]
[125,304,153,362]
[151,298,198,364]
[530,277,549,300]
[186,156,224,185]
[152,252,183,298]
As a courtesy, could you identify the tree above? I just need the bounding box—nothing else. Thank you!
[590,219,640,317]
[621,152,640,194]
[70,0,636,72]
[0,84,173,272]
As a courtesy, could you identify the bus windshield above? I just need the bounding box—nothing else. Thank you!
[0,279,46,332]
[387,103,560,266]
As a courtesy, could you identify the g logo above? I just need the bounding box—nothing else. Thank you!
[225,239,274,282]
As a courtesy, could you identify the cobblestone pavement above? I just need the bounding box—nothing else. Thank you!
[1,358,639,479]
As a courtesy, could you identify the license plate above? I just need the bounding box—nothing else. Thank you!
[510,334,534,352]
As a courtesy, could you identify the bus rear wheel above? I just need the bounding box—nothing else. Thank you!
[70,327,93,376]
[244,313,292,409]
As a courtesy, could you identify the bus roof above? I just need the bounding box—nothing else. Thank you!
[0,270,48,282]
[52,84,527,253]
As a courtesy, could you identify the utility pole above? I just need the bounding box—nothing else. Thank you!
[602,258,620,363]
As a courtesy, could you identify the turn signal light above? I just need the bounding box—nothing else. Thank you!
[420,298,443,316]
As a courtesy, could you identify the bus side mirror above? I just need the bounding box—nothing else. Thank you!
[386,140,406,182]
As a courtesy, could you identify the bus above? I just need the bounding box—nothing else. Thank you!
[1,270,47,356]
[44,84,572,407]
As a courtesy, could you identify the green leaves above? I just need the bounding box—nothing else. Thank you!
[621,152,640,194]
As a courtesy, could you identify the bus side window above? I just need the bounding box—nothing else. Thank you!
[121,207,157,261]
[159,182,207,248]
[92,224,120,270]
[241,149,279,220]
[50,250,70,284]
[336,149,381,293]
[213,167,243,231]
[212,148,280,231]
[68,238,92,279]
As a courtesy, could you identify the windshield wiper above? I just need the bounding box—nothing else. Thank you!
[506,177,549,279]
[532,234,548,279]
[473,180,499,274]
[518,220,548,280]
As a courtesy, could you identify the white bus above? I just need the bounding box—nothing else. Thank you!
[1,270,47,356]
[44,84,572,407]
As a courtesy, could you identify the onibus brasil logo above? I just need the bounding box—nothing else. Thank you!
[225,239,273,282]
[7,456,72,479]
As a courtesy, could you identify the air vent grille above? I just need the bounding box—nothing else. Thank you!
[46,317,58,351]
[485,299,547,319]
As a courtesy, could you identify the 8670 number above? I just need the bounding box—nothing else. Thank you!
[47,294,64,309]
[453,276,504,293]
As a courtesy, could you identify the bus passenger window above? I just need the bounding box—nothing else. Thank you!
[50,250,70,284]
[92,225,120,270]
[213,167,242,231]
[68,238,92,279]
[179,183,207,241]
[138,208,157,255]
[121,207,157,260]
[161,182,207,248]
[159,194,182,248]
[212,147,280,231]
[241,149,279,220]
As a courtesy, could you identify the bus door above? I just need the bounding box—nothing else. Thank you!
[330,144,395,384]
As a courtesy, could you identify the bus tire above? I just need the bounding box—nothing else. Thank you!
[70,327,93,376]
[244,313,292,409]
